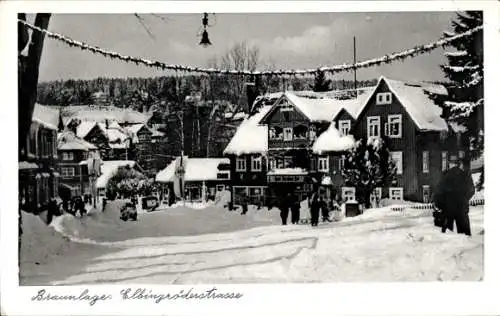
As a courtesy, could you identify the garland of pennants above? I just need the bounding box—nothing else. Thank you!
[19,19,483,77]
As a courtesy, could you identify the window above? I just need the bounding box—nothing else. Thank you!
[318,156,329,172]
[441,151,448,171]
[342,187,356,201]
[284,156,293,168]
[293,125,308,140]
[422,185,431,203]
[386,115,402,138]
[338,155,345,171]
[458,150,465,159]
[310,157,317,171]
[339,120,351,136]
[62,152,74,161]
[279,99,293,112]
[61,167,75,178]
[390,151,403,175]
[367,116,380,138]
[389,187,403,200]
[268,158,277,171]
[251,156,262,172]
[422,151,429,173]
[269,126,283,140]
[236,157,246,172]
[216,184,226,192]
[376,92,392,105]
[283,127,293,141]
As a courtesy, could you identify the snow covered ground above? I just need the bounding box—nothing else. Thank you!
[20,201,484,285]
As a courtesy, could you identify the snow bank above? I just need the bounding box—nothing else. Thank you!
[215,190,231,207]
[20,211,74,266]
[50,200,126,242]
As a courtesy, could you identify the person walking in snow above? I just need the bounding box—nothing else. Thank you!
[321,197,331,222]
[290,193,300,224]
[240,193,249,215]
[309,191,321,227]
[279,193,291,225]
[434,155,475,236]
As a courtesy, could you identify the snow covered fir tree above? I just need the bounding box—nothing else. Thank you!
[342,137,397,208]
[310,70,332,92]
[440,11,484,189]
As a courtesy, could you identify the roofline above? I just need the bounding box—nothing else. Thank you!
[257,92,314,125]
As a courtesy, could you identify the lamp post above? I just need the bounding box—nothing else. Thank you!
[87,152,102,209]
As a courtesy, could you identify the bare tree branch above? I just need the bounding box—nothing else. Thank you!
[134,13,156,41]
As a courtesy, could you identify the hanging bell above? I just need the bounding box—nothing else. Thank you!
[199,29,212,47]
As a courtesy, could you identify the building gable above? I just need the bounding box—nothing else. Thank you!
[259,94,310,125]
[353,78,418,135]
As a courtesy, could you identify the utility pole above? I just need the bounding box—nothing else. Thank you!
[353,36,357,98]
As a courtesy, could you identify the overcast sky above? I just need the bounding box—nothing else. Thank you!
[34,12,458,82]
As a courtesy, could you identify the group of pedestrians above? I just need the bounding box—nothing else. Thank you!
[278,193,301,225]
[277,190,334,227]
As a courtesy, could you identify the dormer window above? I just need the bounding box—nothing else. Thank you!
[339,120,351,136]
[279,99,293,112]
[376,92,392,105]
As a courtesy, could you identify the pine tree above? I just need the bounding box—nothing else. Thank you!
[342,137,397,208]
[440,11,483,188]
[310,70,331,92]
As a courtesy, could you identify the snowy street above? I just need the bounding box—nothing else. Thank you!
[20,201,484,285]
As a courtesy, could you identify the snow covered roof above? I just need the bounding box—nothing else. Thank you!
[259,91,373,124]
[151,129,165,138]
[155,157,230,183]
[76,121,100,139]
[223,105,273,156]
[358,77,449,132]
[280,92,346,122]
[312,124,356,154]
[124,123,148,135]
[108,120,123,130]
[267,168,308,176]
[224,112,247,121]
[32,104,60,131]
[60,105,151,126]
[57,131,97,151]
[103,125,129,143]
[96,160,143,188]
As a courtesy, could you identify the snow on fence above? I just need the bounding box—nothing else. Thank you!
[390,198,485,212]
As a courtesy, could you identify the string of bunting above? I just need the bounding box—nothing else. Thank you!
[19,19,483,77]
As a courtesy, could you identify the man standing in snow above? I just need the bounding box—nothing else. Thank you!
[434,155,475,236]
[309,191,321,227]
[290,193,300,224]
[240,193,249,215]
[279,193,291,225]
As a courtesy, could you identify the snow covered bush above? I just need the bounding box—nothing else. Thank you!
[106,165,146,198]
[342,136,397,208]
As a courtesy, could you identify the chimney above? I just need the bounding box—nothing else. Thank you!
[246,81,258,114]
